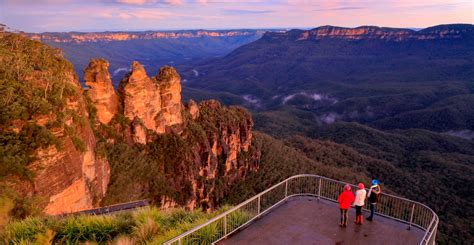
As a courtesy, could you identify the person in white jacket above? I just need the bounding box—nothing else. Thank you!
[354,183,367,224]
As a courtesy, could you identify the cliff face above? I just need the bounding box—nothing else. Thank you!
[101,98,259,211]
[95,60,259,210]
[0,33,110,215]
[166,100,257,210]
[28,30,267,44]
[263,24,474,42]
[1,33,259,215]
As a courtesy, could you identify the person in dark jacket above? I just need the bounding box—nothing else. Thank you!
[337,184,355,227]
[366,179,381,221]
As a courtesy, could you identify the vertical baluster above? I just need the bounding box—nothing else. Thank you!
[388,197,392,218]
[224,214,227,236]
[257,195,261,215]
[395,199,400,219]
[318,177,321,201]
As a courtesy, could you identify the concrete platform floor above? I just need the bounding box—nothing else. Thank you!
[219,197,424,245]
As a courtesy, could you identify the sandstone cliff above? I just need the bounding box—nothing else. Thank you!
[102,99,259,211]
[263,24,474,42]
[0,33,110,215]
[1,33,259,216]
[91,61,259,210]
[28,30,266,44]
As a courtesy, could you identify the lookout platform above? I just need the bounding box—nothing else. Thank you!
[219,197,424,245]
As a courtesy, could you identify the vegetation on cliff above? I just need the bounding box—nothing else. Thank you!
[1,33,110,221]
[3,26,473,243]
[1,32,259,224]
[0,33,77,180]
[101,99,256,211]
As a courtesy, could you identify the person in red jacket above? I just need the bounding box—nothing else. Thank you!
[337,184,355,227]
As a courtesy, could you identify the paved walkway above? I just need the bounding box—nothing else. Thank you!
[220,197,424,245]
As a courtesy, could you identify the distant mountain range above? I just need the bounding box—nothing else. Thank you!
[27,29,285,83]
[181,24,474,133]
[28,29,274,43]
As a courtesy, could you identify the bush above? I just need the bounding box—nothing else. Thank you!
[1,206,232,243]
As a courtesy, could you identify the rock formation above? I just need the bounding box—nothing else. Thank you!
[84,59,118,125]
[119,62,183,142]
[189,100,256,210]
[119,62,161,143]
[155,66,183,133]
[108,99,259,211]
[186,99,200,120]
[2,33,259,216]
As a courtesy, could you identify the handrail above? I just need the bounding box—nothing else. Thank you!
[163,174,438,245]
[56,199,150,217]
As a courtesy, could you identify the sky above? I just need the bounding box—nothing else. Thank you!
[0,0,473,32]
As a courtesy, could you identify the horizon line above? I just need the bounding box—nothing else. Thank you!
[4,22,472,34]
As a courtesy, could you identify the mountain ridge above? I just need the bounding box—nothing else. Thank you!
[27,29,273,44]
[262,24,474,41]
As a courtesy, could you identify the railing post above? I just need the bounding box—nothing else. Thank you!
[224,214,227,236]
[285,179,288,198]
[178,238,181,245]
[257,196,261,215]
[408,203,415,230]
[317,177,321,202]
[431,225,437,245]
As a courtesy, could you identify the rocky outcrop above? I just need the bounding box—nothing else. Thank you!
[120,62,161,143]
[186,99,200,120]
[119,62,183,142]
[84,59,118,125]
[155,66,183,133]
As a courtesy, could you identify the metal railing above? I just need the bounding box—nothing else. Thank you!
[57,199,150,217]
[163,174,438,245]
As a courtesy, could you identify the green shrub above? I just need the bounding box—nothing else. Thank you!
[71,136,86,152]
[3,217,46,242]
[2,206,232,243]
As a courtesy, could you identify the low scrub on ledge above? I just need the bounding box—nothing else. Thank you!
[1,205,243,244]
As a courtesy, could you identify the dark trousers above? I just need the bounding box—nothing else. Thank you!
[340,208,348,224]
[355,205,363,215]
[368,203,376,218]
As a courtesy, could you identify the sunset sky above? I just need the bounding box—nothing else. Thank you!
[1,0,473,32]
